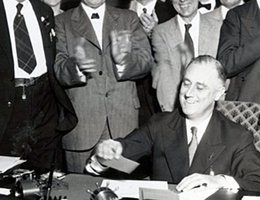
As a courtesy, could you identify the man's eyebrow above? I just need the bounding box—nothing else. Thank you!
[183,78,191,82]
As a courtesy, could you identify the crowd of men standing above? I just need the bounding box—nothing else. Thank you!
[1,0,260,192]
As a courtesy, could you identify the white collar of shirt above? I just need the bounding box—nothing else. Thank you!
[220,1,244,19]
[185,113,212,145]
[177,12,200,57]
[3,0,47,78]
[257,0,260,8]
[81,3,105,48]
[135,0,157,17]
[220,5,229,19]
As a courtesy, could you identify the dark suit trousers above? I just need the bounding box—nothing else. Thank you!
[0,74,59,171]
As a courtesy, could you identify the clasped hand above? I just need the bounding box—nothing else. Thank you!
[74,39,97,74]
[140,10,158,35]
[111,30,132,65]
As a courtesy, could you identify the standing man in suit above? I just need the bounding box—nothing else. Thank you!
[54,0,153,173]
[88,55,260,192]
[152,0,222,112]
[0,0,77,171]
[217,0,260,104]
[129,0,176,125]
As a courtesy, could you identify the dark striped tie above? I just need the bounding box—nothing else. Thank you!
[14,3,37,74]
[184,24,195,58]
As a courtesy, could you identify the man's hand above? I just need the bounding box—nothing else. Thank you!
[96,139,123,160]
[177,43,193,69]
[111,30,132,65]
[176,173,226,192]
[74,44,97,74]
[140,10,158,35]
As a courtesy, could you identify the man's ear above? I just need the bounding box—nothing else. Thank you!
[215,86,226,101]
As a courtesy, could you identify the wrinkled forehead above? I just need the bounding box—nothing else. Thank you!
[184,63,221,86]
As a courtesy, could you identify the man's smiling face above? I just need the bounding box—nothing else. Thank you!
[179,61,224,121]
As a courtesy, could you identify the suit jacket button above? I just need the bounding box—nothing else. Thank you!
[105,92,109,97]
[98,51,102,55]
[99,71,103,76]
[7,101,12,107]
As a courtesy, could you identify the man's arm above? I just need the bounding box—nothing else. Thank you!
[54,14,95,87]
[217,8,260,77]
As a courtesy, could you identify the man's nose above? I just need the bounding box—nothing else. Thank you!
[185,85,196,97]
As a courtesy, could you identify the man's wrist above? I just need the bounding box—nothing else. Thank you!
[85,155,108,175]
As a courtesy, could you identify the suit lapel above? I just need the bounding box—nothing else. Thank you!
[189,111,226,174]
[163,112,190,183]
[71,5,100,49]
[170,17,183,48]
[198,14,210,55]
[102,5,119,50]
[0,0,14,74]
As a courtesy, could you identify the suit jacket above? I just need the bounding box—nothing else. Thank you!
[151,13,222,112]
[217,0,260,103]
[0,0,77,139]
[206,6,224,21]
[118,109,260,192]
[55,4,152,150]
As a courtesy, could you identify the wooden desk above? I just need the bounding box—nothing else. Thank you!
[51,174,260,200]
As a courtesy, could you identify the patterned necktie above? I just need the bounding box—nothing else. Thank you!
[184,24,195,58]
[91,13,99,19]
[189,126,198,166]
[14,3,37,74]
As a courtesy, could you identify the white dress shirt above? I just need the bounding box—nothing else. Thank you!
[135,0,157,17]
[3,0,47,78]
[177,13,200,57]
[81,3,105,49]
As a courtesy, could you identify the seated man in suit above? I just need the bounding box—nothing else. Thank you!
[87,55,260,192]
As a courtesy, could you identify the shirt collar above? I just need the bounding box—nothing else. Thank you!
[177,11,200,28]
[185,113,212,144]
[81,2,106,20]
[136,0,157,16]
[257,0,260,8]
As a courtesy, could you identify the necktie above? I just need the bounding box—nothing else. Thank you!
[184,24,195,58]
[189,126,198,166]
[14,3,37,74]
[91,13,99,19]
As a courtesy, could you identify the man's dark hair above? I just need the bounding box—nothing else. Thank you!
[185,55,227,86]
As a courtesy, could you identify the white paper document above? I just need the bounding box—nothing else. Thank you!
[242,197,260,200]
[0,156,26,173]
[0,188,11,196]
[179,186,218,200]
[101,179,168,199]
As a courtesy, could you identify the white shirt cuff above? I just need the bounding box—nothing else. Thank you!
[219,175,240,190]
[116,64,126,77]
[85,155,108,175]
